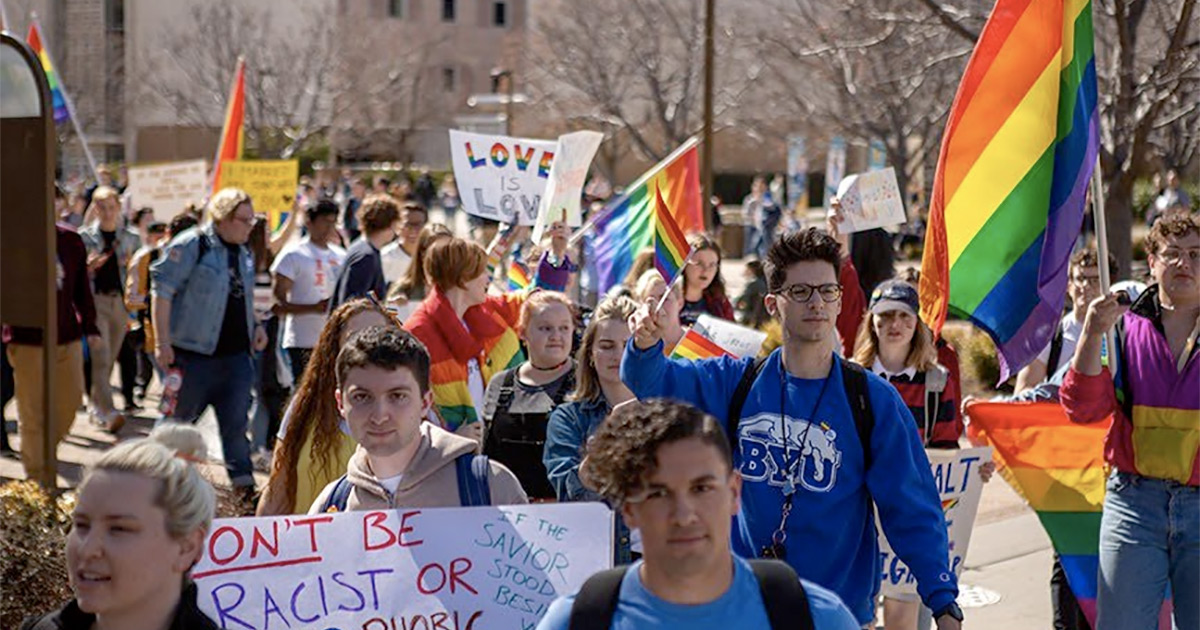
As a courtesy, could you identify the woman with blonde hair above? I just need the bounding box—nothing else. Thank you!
[21,426,219,629]
[256,298,397,515]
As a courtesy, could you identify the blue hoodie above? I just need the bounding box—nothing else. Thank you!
[621,340,957,625]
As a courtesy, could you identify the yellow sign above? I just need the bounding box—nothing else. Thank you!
[218,160,299,230]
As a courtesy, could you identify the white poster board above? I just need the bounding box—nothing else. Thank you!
[532,130,604,242]
[877,447,991,597]
[127,160,208,222]
[449,130,558,225]
[195,503,612,630]
[693,314,767,359]
[834,166,907,234]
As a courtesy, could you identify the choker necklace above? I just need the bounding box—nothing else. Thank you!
[530,357,570,371]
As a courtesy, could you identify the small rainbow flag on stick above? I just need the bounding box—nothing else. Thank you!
[26,22,70,124]
[507,260,532,291]
[654,187,691,285]
[671,328,732,361]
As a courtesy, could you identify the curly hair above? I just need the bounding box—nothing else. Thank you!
[1145,212,1199,258]
[263,299,397,513]
[358,193,402,234]
[581,399,732,505]
[765,227,841,292]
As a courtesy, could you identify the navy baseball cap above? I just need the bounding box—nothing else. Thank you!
[869,280,920,317]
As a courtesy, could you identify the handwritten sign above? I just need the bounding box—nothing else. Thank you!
[834,167,907,234]
[877,447,991,597]
[532,130,603,242]
[449,130,557,225]
[219,160,299,230]
[194,503,612,630]
[127,160,208,222]
[693,314,767,359]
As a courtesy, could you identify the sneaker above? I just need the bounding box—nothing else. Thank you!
[251,448,273,473]
[234,485,259,516]
[104,413,126,434]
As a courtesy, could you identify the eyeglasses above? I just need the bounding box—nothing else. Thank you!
[1157,248,1200,264]
[774,283,843,303]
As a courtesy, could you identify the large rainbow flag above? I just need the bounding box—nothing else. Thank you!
[26,22,70,124]
[211,57,246,193]
[586,138,703,293]
[919,0,1099,381]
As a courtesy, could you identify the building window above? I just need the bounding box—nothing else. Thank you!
[442,0,455,22]
[106,0,124,31]
[443,67,456,92]
[492,1,507,27]
[388,0,404,18]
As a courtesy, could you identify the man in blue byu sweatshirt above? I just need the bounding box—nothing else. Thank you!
[622,228,961,628]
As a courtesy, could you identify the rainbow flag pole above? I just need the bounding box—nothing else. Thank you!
[28,14,99,180]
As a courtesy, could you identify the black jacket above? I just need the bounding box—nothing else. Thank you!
[20,582,218,630]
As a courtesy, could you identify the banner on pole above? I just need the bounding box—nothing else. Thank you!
[218,160,299,230]
[194,503,613,630]
[786,135,808,212]
[127,160,209,222]
[834,166,907,234]
[823,136,846,209]
[449,130,558,225]
[867,139,887,171]
[877,447,991,597]
[533,130,603,242]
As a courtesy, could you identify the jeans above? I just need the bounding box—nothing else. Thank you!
[169,349,255,487]
[1096,470,1199,630]
[287,348,312,384]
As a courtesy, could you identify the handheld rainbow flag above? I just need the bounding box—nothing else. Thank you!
[654,187,692,285]
[507,259,532,292]
[211,57,246,193]
[671,328,732,361]
[586,138,703,293]
[26,21,70,124]
[919,0,1099,381]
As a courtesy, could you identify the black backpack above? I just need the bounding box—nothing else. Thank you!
[568,559,814,630]
[320,453,492,511]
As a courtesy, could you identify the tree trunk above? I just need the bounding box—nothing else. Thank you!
[1104,170,1136,279]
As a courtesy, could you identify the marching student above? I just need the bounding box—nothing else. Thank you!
[679,233,735,326]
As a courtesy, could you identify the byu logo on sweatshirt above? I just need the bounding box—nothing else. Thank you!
[738,413,843,492]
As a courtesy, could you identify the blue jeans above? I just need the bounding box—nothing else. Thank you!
[1097,470,1199,630]
[170,350,255,487]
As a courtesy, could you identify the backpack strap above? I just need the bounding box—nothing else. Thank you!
[748,559,815,630]
[568,566,628,630]
[838,358,875,472]
[455,453,492,507]
[1046,318,1067,374]
[321,474,353,512]
[726,357,767,450]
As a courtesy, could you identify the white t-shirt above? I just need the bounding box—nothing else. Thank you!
[270,239,347,349]
[1036,312,1084,373]
[380,241,413,285]
[378,473,404,495]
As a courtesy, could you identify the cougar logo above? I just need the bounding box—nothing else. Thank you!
[739,412,843,493]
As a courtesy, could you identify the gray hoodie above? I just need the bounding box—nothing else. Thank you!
[308,422,528,513]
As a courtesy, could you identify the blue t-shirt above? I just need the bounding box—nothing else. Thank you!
[536,557,860,630]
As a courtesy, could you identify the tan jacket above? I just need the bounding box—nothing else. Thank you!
[308,422,528,513]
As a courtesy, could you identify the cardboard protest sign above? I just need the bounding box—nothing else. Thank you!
[219,160,299,230]
[449,130,557,225]
[126,160,208,221]
[877,446,991,597]
[532,130,603,242]
[834,166,907,234]
[194,503,612,630]
[692,314,767,359]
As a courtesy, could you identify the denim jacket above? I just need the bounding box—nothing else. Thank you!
[545,397,633,564]
[79,224,142,287]
[150,224,256,355]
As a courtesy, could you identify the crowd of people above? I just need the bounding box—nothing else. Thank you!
[2,163,1196,630]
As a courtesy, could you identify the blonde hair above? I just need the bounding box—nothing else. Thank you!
[518,290,575,335]
[83,425,216,539]
[852,310,939,373]
[91,186,119,204]
[570,296,638,402]
[207,187,252,223]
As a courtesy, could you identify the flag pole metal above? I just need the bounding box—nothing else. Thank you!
[32,13,98,181]
[1089,154,1117,364]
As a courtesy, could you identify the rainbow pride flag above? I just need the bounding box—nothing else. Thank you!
[211,57,246,193]
[587,138,703,293]
[507,259,532,292]
[26,22,70,124]
[671,328,732,361]
[919,0,1099,381]
[654,187,691,285]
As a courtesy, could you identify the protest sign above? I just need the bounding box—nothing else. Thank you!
[126,159,208,221]
[786,135,808,211]
[692,314,767,359]
[449,130,557,225]
[532,130,603,242]
[219,159,299,230]
[834,166,907,234]
[194,503,612,630]
[877,446,991,597]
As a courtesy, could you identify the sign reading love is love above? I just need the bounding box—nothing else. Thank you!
[449,130,558,225]
[194,503,612,630]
